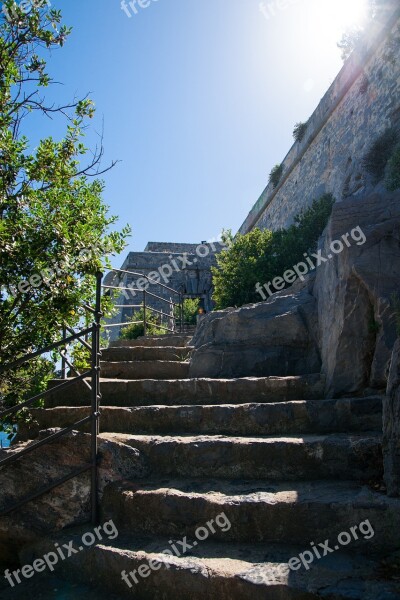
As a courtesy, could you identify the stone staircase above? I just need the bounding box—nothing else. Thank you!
[23,333,400,598]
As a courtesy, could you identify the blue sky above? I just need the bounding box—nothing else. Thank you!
[14,0,366,264]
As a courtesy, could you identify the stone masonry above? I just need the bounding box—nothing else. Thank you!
[104,241,224,339]
[239,4,400,234]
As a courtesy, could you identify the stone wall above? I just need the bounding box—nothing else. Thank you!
[239,5,400,234]
[105,242,224,339]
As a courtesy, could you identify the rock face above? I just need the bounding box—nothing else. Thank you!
[314,190,400,396]
[190,190,400,396]
[384,338,400,497]
[0,431,146,563]
[189,277,321,378]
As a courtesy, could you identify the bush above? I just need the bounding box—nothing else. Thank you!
[181,298,201,326]
[362,128,398,181]
[293,122,308,143]
[269,164,284,189]
[212,194,335,309]
[385,144,400,191]
[120,308,166,340]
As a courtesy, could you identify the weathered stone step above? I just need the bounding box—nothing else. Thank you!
[101,478,399,553]
[101,346,193,362]
[24,397,382,440]
[21,533,400,600]
[45,374,325,407]
[109,335,193,348]
[0,570,124,600]
[100,360,191,380]
[99,432,383,481]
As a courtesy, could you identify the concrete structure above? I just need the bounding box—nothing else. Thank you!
[239,4,400,234]
[105,241,224,339]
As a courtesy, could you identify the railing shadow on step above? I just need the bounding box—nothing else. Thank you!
[102,268,184,337]
[0,272,103,524]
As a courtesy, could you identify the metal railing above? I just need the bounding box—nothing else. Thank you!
[0,268,186,523]
[0,272,103,523]
[102,268,184,336]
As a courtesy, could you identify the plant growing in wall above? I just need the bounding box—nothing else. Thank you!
[362,127,399,181]
[293,122,308,143]
[269,164,284,189]
[384,145,400,191]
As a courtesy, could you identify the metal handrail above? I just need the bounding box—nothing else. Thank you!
[0,272,103,524]
[109,268,182,296]
[0,265,183,523]
[0,325,95,375]
[103,267,183,337]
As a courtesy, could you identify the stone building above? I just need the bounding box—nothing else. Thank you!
[104,241,224,339]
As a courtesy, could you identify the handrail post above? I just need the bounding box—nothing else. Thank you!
[143,290,147,336]
[61,326,67,379]
[91,271,103,525]
[180,293,184,333]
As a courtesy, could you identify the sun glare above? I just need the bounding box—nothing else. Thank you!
[310,0,369,41]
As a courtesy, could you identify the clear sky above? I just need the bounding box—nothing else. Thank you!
[17,0,369,264]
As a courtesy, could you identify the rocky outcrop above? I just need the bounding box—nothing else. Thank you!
[384,338,400,497]
[0,430,146,563]
[189,277,321,378]
[314,190,400,396]
[190,190,400,396]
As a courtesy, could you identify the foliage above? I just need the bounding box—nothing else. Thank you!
[212,194,335,309]
[120,309,166,340]
[338,28,365,61]
[0,3,130,428]
[0,357,55,437]
[182,298,201,326]
[362,128,398,181]
[70,341,92,372]
[384,144,400,191]
[293,121,308,143]
[269,164,284,189]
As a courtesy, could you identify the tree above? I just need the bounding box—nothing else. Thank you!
[0,3,130,418]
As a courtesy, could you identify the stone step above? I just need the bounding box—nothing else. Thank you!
[109,335,193,348]
[45,374,325,407]
[98,432,383,481]
[101,478,399,553]
[101,346,193,362]
[0,570,124,600]
[21,534,400,600]
[100,360,191,380]
[23,397,383,440]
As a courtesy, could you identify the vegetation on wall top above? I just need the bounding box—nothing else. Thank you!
[293,122,308,143]
[269,164,284,189]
